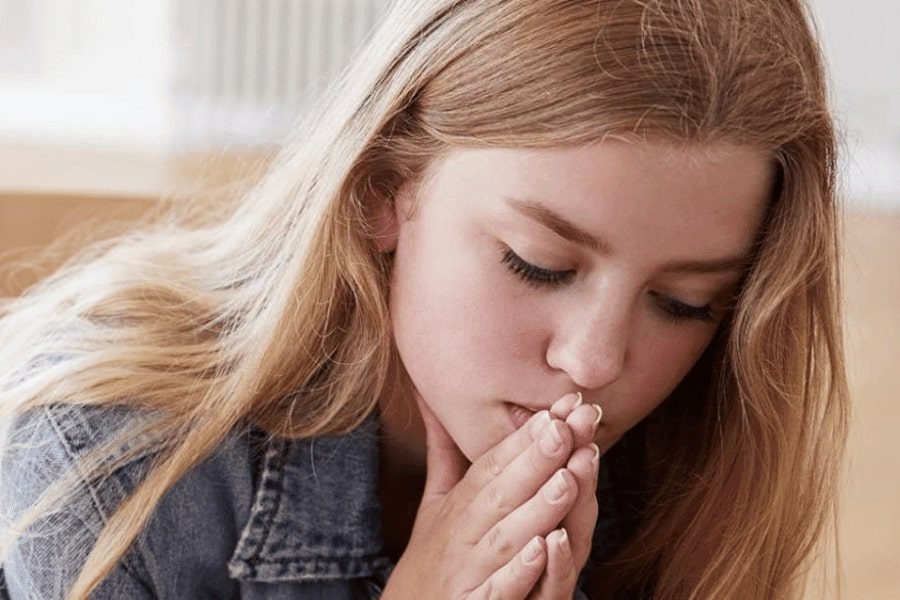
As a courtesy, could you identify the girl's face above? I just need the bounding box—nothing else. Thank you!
[377,141,772,462]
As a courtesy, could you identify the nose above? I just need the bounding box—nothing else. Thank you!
[544,290,631,391]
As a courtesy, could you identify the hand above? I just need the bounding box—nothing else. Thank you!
[530,395,603,599]
[381,392,586,599]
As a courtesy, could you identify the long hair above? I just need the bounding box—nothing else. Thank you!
[0,1,849,598]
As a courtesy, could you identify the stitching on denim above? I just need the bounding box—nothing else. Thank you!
[41,404,161,586]
[42,405,108,527]
[232,438,289,572]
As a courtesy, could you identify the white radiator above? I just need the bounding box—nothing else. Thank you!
[173,0,390,149]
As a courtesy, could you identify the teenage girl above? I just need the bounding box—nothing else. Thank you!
[0,1,849,598]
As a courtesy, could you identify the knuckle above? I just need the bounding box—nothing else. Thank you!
[484,581,502,600]
[472,579,502,600]
[484,523,514,556]
[510,555,530,580]
[481,449,504,478]
[485,484,512,514]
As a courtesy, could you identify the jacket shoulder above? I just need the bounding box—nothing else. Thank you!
[0,403,159,598]
[1,402,259,599]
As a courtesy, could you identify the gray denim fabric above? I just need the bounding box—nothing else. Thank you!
[0,401,616,599]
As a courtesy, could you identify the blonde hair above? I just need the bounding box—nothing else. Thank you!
[0,1,849,598]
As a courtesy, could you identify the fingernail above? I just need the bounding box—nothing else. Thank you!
[573,391,583,409]
[592,404,603,427]
[539,421,563,455]
[551,392,582,415]
[556,528,568,549]
[528,410,552,437]
[544,469,569,502]
[590,443,600,468]
[523,535,543,563]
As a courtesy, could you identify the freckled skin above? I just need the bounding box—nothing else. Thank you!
[375,141,772,474]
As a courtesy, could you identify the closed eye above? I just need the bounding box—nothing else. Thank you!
[500,247,576,288]
[648,292,716,323]
[499,247,717,324]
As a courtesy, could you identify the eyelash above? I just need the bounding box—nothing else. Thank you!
[499,248,717,324]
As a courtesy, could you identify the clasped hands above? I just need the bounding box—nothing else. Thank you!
[382,392,602,600]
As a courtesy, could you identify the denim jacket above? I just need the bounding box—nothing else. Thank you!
[1,400,631,599]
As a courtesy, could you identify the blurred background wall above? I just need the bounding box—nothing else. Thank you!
[0,1,897,597]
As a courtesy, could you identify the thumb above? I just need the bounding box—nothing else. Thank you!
[414,393,469,499]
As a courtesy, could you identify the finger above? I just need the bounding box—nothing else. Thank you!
[564,402,603,448]
[550,391,583,420]
[472,465,578,580]
[473,535,547,600]
[532,528,575,600]
[559,444,600,567]
[461,392,579,501]
[466,419,574,542]
[453,407,553,502]
[416,392,469,500]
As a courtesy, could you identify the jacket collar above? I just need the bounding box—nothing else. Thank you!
[226,406,626,586]
[227,410,393,583]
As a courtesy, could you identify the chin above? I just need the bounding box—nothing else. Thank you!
[430,400,516,463]
[455,436,489,464]
[449,426,498,465]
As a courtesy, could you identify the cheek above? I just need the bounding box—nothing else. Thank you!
[388,231,527,399]
[624,328,715,419]
[645,327,707,370]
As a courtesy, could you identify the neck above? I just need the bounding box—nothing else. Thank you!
[376,384,427,560]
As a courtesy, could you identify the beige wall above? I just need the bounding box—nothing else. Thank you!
[0,192,156,297]
[836,210,900,598]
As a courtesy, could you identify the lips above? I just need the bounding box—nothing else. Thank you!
[506,402,537,428]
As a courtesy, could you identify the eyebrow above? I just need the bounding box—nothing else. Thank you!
[502,196,754,274]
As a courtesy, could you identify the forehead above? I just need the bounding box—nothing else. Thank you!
[423,141,773,269]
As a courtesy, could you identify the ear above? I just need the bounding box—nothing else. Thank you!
[371,197,399,254]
